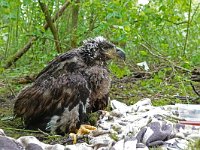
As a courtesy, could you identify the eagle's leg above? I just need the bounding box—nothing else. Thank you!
[69,124,97,144]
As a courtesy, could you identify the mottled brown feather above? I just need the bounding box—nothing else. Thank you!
[14,36,125,134]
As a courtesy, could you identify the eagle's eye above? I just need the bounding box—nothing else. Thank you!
[100,45,125,61]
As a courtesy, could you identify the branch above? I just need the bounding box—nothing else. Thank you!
[39,0,61,53]
[3,0,71,69]
[0,25,8,29]
[4,36,38,69]
[45,1,71,28]
[163,19,188,25]
[190,3,200,24]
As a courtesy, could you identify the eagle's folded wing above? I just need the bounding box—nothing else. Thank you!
[14,73,90,133]
[36,51,79,80]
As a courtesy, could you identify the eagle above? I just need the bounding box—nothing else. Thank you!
[14,36,125,135]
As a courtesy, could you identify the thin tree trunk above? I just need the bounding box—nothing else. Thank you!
[89,7,96,32]
[16,6,19,47]
[4,1,71,69]
[39,0,61,53]
[183,0,192,57]
[71,0,80,48]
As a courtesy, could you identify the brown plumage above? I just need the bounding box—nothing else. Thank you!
[14,36,125,134]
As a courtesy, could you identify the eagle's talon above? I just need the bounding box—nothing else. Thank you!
[77,124,97,135]
[69,125,96,144]
[69,133,77,144]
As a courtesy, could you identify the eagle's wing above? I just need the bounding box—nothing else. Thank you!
[36,51,80,80]
[14,73,90,133]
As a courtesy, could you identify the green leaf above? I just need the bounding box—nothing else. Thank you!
[140,50,148,56]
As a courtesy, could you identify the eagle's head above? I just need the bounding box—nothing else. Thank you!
[80,36,125,64]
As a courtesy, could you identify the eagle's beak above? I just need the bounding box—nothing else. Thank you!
[116,47,126,61]
[104,47,126,61]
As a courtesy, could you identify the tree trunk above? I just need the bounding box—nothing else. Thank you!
[71,0,80,48]
[39,0,61,53]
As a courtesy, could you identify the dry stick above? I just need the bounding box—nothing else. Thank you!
[4,1,71,69]
[39,1,61,53]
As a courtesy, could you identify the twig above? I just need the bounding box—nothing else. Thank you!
[174,95,195,101]
[3,127,41,133]
[163,19,188,25]
[40,36,70,47]
[3,127,57,137]
[190,3,200,23]
[38,128,50,136]
[192,97,200,101]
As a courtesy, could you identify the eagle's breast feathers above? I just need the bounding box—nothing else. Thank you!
[14,36,125,134]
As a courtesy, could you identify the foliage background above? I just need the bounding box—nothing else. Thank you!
[0,0,200,104]
[0,0,200,145]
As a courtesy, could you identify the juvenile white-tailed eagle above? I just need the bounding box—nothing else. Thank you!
[14,36,125,134]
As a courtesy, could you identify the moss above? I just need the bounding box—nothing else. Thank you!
[189,139,200,150]
[110,132,119,141]
[87,112,99,126]
[112,125,122,133]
